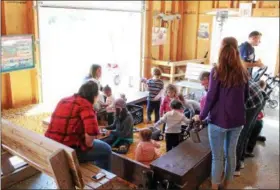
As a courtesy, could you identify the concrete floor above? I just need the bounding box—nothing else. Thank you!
[7,107,280,189]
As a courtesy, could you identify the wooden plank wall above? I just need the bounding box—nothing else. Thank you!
[143,0,279,78]
[1,1,39,109]
[1,0,279,109]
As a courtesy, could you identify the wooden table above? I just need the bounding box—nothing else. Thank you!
[42,91,148,126]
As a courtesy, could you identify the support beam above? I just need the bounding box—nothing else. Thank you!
[48,149,75,189]
[1,165,39,189]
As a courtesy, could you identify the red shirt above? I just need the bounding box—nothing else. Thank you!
[257,111,264,120]
[160,96,180,116]
[45,95,100,151]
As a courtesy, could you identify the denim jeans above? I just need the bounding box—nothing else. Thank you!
[147,100,161,122]
[75,139,112,172]
[235,102,263,171]
[208,123,242,184]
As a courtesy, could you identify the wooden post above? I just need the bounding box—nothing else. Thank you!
[48,149,76,189]
[170,64,175,83]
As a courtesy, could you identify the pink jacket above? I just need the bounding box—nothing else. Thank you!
[135,140,160,165]
[160,96,180,116]
[200,95,207,113]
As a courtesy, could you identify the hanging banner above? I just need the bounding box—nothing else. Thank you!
[152,27,167,46]
[239,3,252,17]
[198,23,209,40]
[1,35,35,73]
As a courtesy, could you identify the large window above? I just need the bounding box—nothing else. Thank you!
[38,2,143,104]
[210,17,279,74]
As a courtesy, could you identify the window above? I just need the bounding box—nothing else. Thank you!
[38,3,143,104]
[210,17,279,75]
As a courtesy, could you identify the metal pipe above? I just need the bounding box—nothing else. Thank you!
[39,4,144,13]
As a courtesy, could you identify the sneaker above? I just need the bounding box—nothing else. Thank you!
[257,136,266,142]
[234,171,241,176]
[244,152,255,158]
[240,161,245,169]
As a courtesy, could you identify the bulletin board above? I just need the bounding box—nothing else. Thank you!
[1,35,35,73]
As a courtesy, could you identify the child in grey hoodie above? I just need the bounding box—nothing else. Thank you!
[103,98,134,145]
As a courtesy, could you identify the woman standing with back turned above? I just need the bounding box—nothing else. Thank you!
[193,37,249,190]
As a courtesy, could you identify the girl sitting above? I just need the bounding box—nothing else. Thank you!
[103,98,134,147]
[135,128,161,165]
[155,100,190,152]
[102,85,115,125]
[160,84,180,133]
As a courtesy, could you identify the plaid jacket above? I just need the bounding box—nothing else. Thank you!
[246,80,264,109]
[45,95,100,151]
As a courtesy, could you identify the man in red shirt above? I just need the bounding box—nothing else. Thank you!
[45,80,112,171]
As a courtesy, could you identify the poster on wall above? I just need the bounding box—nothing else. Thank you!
[1,35,35,73]
[152,27,167,46]
[198,23,209,40]
[239,3,252,17]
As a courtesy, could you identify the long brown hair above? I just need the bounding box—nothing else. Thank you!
[215,37,249,87]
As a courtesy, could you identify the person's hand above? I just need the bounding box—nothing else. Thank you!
[141,78,147,83]
[256,59,264,68]
[105,130,111,136]
[192,115,201,122]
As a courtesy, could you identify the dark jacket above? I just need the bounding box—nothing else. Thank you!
[106,112,134,139]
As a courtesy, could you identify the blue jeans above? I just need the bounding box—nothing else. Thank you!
[75,139,112,172]
[147,100,161,122]
[208,123,242,184]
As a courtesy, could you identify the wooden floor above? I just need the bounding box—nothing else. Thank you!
[2,105,279,189]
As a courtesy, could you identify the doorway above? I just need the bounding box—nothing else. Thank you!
[210,17,279,75]
[37,2,143,104]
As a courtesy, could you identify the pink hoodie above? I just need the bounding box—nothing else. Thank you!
[135,140,160,165]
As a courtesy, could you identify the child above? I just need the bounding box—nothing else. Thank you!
[135,128,161,165]
[103,98,134,146]
[141,67,164,124]
[160,84,180,133]
[103,85,115,125]
[178,94,200,118]
[154,100,190,152]
[84,64,104,111]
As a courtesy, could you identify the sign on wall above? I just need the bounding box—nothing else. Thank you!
[152,27,167,46]
[198,23,209,40]
[239,3,252,17]
[1,35,35,73]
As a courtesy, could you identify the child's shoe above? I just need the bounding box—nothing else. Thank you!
[240,161,245,169]
[234,170,241,176]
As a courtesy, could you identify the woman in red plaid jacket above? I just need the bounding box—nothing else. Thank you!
[45,80,112,171]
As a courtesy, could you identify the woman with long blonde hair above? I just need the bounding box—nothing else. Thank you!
[193,37,249,189]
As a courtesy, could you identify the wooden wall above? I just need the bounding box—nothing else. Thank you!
[1,1,40,109]
[1,1,279,109]
[143,0,280,78]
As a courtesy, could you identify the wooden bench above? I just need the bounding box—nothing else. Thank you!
[150,127,211,189]
[1,119,116,189]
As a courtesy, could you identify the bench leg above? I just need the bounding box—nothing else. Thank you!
[1,165,39,189]
[1,151,15,175]
[48,149,76,189]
